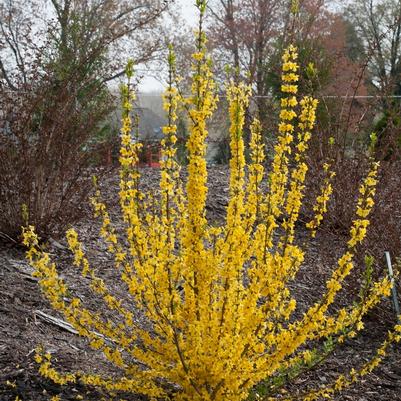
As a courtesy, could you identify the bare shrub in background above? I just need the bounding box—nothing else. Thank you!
[0,70,113,239]
[305,57,401,283]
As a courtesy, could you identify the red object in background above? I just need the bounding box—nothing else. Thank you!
[101,143,162,167]
[142,144,161,167]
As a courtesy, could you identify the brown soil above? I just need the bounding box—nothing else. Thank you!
[1,166,400,401]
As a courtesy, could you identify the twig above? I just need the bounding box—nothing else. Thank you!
[0,231,17,243]
[0,369,25,381]
[34,310,79,335]
[33,310,114,345]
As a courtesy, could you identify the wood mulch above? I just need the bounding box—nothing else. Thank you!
[1,166,400,401]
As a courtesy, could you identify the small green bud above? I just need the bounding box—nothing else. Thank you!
[224,65,232,76]
[119,84,129,102]
[364,254,374,273]
[196,0,207,14]
[291,0,299,14]
[306,62,317,79]
[21,204,29,225]
[369,132,377,155]
[168,44,176,66]
[125,59,135,79]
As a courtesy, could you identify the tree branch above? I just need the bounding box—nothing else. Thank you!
[0,57,16,90]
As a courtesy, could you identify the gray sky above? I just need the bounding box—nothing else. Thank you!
[138,0,198,92]
[179,0,198,23]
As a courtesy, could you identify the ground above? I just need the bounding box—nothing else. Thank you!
[0,166,400,401]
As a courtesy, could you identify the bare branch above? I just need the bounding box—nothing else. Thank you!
[0,57,16,90]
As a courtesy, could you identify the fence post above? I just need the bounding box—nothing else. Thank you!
[385,251,400,319]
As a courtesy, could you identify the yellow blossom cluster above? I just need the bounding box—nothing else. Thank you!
[246,118,265,224]
[306,162,336,237]
[22,4,399,401]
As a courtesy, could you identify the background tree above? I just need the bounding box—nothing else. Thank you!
[206,0,283,130]
[205,0,367,153]
[0,0,173,86]
[345,0,401,158]
[0,0,174,240]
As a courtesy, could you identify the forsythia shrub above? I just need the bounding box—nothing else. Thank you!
[23,2,401,400]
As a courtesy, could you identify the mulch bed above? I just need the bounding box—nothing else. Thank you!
[1,166,400,401]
